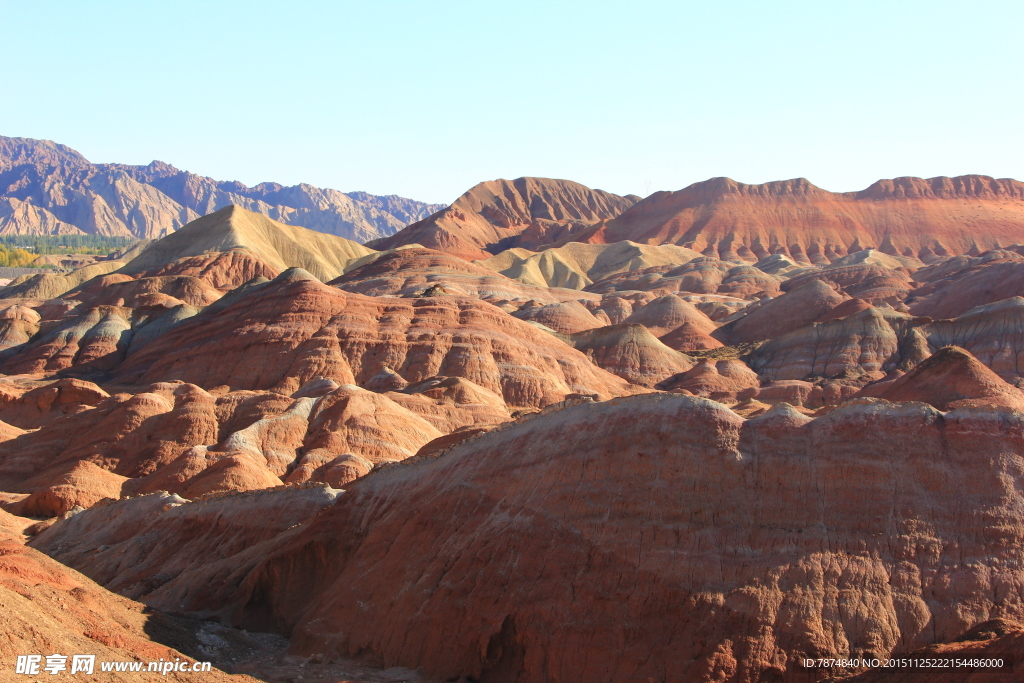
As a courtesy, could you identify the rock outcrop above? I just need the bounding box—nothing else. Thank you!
[16,460,127,517]
[31,486,340,610]
[1,525,256,681]
[331,246,590,304]
[116,205,377,283]
[747,307,914,381]
[44,394,1024,683]
[781,260,913,305]
[875,346,1024,410]
[621,294,722,351]
[10,162,1024,683]
[908,250,1024,318]
[0,377,109,428]
[113,269,634,407]
[844,618,1024,682]
[586,257,782,299]
[656,358,760,401]
[0,135,441,241]
[367,177,639,260]
[511,300,605,334]
[597,175,1024,262]
[568,324,693,386]
[478,240,703,289]
[720,280,849,345]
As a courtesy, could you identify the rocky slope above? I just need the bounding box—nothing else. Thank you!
[108,268,633,404]
[477,240,703,289]
[367,177,640,259]
[875,345,1024,410]
[32,393,1024,683]
[116,204,377,281]
[330,246,593,304]
[595,175,1024,262]
[4,170,1024,683]
[0,135,442,241]
[0,519,261,682]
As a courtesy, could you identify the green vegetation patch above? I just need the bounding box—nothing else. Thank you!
[0,235,139,268]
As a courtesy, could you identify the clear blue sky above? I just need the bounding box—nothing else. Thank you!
[2,0,1021,204]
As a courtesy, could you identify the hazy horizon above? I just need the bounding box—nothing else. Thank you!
[2,0,1021,204]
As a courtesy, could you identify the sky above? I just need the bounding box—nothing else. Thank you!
[2,0,1022,204]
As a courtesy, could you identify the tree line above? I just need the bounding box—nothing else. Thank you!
[0,235,138,268]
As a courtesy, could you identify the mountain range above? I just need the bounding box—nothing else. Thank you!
[0,136,444,242]
[5,141,1024,682]
[376,173,1024,263]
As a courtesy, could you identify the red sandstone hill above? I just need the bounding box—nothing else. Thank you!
[366,177,639,260]
[33,394,1024,683]
[845,618,1024,682]
[368,174,1024,266]
[0,521,259,682]
[9,177,1024,683]
[877,345,1024,411]
[110,268,635,407]
[589,175,1024,262]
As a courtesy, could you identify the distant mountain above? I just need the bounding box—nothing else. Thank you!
[119,204,377,282]
[594,175,1024,263]
[0,136,444,242]
[375,173,1024,265]
[367,177,641,260]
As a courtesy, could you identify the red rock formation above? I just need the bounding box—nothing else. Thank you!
[597,175,1024,262]
[31,487,340,610]
[132,248,281,289]
[782,262,913,304]
[367,177,638,260]
[923,298,1024,384]
[0,305,132,375]
[211,389,295,442]
[331,246,593,304]
[568,324,694,387]
[0,303,40,353]
[592,291,657,324]
[753,379,815,407]
[511,300,605,334]
[67,273,225,309]
[287,384,443,482]
[844,619,1024,682]
[0,373,512,510]
[1,526,254,681]
[0,383,225,494]
[745,304,927,382]
[815,297,872,322]
[908,250,1024,318]
[16,460,127,517]
[746,294,1024,388]
[0,417,25,443]
[876,346,1024,411]
[56,394,1024,683]
[721,279,849,345]
[175,453,284,498]
[382,375,512,433]
[12,177,1024,683]
[206,398,316,478]
[621,294,723,351]
[656,358,759,400]
[113,269,635,408]
[586,257,782,298]
[0,377,109,428]
[754,379,862,409]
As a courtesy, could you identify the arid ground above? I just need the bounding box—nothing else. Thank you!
[4,136,1024,682]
